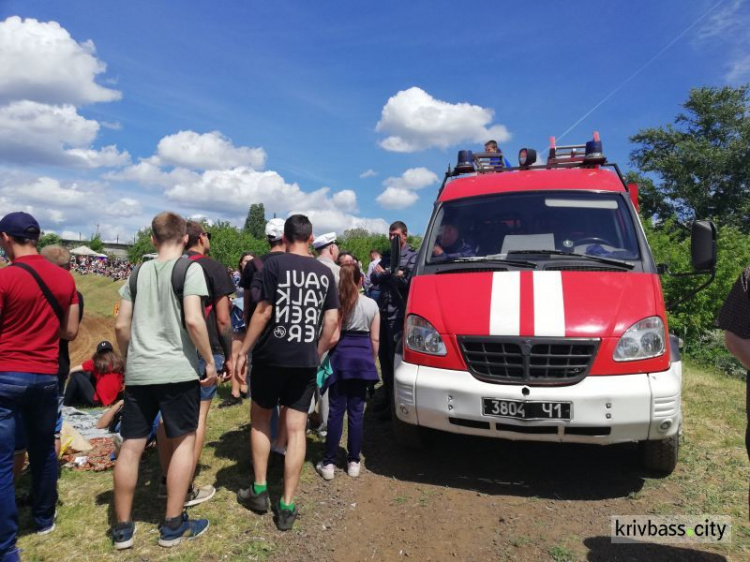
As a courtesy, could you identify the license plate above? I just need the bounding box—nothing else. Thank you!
[482,398,572,420]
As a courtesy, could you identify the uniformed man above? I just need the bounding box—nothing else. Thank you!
[370,221,418,418]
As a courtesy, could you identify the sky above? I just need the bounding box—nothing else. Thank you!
[0,0,748,243]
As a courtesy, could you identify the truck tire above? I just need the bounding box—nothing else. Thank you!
[391,408,427,449]
[640,434,679,475]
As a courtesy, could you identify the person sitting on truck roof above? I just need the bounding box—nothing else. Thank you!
[432,217,475,261]
[484,140,512,169]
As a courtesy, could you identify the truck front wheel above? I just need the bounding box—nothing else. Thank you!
[640,433,680,475]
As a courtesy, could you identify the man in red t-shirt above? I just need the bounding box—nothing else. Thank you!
[0,212,79,558]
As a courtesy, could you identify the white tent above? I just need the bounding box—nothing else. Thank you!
[70,245,107,258]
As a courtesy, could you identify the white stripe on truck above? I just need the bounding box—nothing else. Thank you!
[533,271,566,337]
[489,271,520,336]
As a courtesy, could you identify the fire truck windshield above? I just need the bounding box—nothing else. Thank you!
[426,191,640,267]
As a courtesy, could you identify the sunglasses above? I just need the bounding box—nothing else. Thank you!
[201,232,212,240]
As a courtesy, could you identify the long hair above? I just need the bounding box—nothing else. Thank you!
[238,251,255,271]
[93,349,125,375]
[338,264,362,327]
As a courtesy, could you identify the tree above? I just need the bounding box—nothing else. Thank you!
[630,85,750,229]
[128,227,154,263]
[89,234,104,253]
[37,232,62,250]
[244,203,266,239]
[624,171,676,224]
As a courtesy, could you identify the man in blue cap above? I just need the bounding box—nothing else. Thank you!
[0,212,80,560]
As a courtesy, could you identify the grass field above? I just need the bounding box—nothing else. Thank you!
[12,272,750,560]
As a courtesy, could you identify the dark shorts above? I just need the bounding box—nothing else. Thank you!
[250,364,317,413]
[121,380,200,440]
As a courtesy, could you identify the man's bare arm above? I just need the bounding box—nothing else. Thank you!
[114,299,133,357]
[184,294,217,386]
[725,331,750,370]
[317,309,340,361]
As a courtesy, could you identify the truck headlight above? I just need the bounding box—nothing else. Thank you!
[405,315,447,356]
[613,316,665,362]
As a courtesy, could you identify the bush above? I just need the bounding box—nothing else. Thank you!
[644,219,750,373]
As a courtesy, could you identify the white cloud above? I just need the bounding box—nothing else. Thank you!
[696,0,750,83]
[375,167,438,209]
[376,87,511,152]
[0,16,121,106]
[0,100,129,168]
[376,187,419,210]
[383,167,438,191]
[359,169,377,178]
[331,189,358,212]
[300,209,388,235]
[156,130,266,170]
[105,158,201,189]
[0,176,144,242]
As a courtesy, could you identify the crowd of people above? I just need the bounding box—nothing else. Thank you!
[0,209,418,557]
[71,256,133,280]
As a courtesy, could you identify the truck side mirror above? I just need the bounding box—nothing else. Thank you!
[691,220,717,272]
[390,234,401,274]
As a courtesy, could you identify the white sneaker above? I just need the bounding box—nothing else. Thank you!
[347,461,361,478]
[271,443,286,456]
[316,461,335,481]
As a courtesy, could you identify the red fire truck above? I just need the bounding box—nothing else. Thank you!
[392,134,716,474]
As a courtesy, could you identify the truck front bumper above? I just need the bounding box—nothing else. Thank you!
[393,358,681,445]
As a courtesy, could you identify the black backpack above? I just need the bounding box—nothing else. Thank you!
[128,257,197,327]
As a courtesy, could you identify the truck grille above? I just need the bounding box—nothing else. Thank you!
[458,337,600,386]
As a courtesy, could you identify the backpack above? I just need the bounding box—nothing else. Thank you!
[128,257,199,327]
[242,256,264,324]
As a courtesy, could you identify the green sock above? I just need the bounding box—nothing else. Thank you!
[280,499,295,511]
[253,482,267,494]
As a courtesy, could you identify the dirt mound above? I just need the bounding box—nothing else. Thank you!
[70,315,116,365]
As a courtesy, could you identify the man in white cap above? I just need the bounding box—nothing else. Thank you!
[313,232,340,283]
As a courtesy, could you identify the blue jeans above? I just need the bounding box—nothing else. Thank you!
[323,380,367,465]
[0,372,59,558]
[199,354,224,401]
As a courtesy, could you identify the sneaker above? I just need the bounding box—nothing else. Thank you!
[184,484,216,507]
[112,521,136,550]
[347,461,361,478]
[274,502,298,531]
[218,395,242,409]
[158,512,209,548]
[271,443,286,456]
[316,461,335,481]
[239,390,248,399]
[36,509,57,535]
[237,486,270,514]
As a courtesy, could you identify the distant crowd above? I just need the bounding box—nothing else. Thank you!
[70,256,133,280]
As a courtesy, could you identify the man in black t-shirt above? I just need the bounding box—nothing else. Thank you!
[156,220,235,508]
[235,215,339,531]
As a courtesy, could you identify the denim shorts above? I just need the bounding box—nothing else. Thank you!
[199,354,225,401]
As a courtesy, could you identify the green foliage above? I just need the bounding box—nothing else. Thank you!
[88,234,104,253]
[37,232,62,250]
[338,230,423,269]
[243,203,266,239]
[207,220,268,269]
[624,171,675,223]
[630,85,750,229]
[643,219,750,350]
[127,227,154,263]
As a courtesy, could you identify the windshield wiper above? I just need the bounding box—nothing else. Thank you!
[504,250,635,270]
[436,256,537,269]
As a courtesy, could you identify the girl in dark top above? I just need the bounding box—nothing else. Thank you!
[316,264,380,480]
[64,341,124,407]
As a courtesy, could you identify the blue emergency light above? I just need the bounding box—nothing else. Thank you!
[454,150,475,174]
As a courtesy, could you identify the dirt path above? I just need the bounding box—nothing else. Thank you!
[66,317,738,561]
[271,412,735,562]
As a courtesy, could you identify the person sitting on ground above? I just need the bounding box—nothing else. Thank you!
[432,217,475,261]
[316,264,379,481]
[64,341,124,408]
